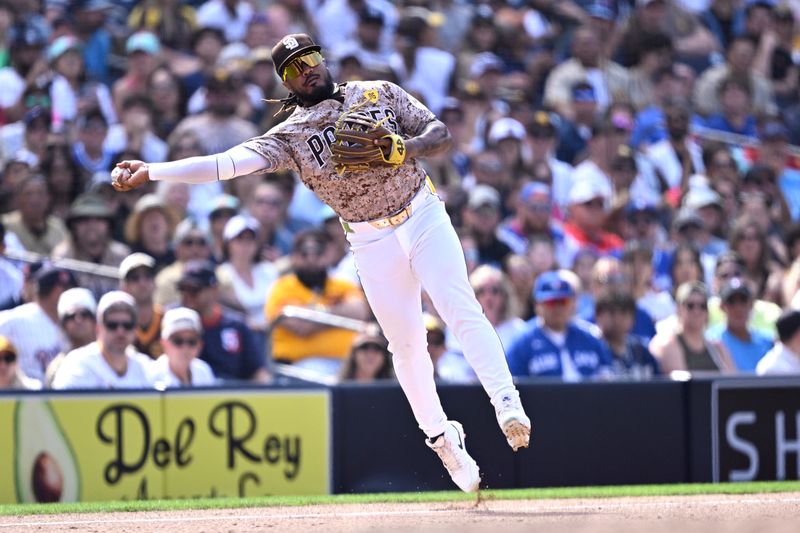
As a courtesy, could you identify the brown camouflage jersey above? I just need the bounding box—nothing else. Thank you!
[242,80,435,222]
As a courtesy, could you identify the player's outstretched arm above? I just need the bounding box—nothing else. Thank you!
[112,145,271,192]
[404,119,452,160]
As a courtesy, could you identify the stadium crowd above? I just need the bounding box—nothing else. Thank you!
[2,0,800,390]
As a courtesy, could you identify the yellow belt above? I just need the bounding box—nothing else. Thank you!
[368,204,413,229]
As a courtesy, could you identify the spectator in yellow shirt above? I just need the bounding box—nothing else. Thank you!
[265,229,369,377]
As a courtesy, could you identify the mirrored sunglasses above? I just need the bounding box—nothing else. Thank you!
[282,51,324,81]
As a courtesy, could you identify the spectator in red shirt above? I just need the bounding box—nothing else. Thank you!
[562,178,623,268]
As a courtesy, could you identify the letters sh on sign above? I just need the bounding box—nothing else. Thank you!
[712,380,800,482]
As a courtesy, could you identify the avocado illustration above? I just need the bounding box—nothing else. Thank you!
[14,398,80,503]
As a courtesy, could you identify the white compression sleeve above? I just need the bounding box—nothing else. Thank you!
[148,145,270,184]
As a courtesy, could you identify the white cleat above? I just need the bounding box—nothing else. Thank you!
[426,420,481,493]
[495,393,531,451]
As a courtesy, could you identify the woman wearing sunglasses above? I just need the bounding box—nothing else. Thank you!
[470,265,526,352]
[113,33,529,493]
[649,281,735,375]
[148,307,215,388]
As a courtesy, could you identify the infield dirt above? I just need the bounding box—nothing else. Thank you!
[1,492,798,532]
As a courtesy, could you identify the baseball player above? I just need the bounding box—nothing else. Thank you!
[113,33,530,493]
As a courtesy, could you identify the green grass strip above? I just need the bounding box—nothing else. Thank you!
[2,481,799,517]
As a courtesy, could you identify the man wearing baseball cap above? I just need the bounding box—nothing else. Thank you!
[555,82,598,164]
[44,288,98,388]
[562,177,623,267]
[54,192,130,297]
[570,112,633,197]
[113,29,532,494]
[120,253,164,359]
[506,270,613,380]
[178,260,268,383]
[52,291,153,389]
[147,307,216,388]
[707,278,773,372]
[462,185,513,268]
[0,265,76,384]
[526,110,573,211]
[497,181,566,258]
[111,31,161,113]
[266,229,369,372]
[154,219,211,308]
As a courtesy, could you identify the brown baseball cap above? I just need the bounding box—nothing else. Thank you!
[352,323,389,352]
[271,33,321,79]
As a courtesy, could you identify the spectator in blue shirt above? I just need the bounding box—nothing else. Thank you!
[556,82,597,165]
[621,200,673,291]
[73,1,114,85]
[706,277,773,372]
[582,257,658,345]
[630,66,674,149]
[595,291,661,380]
[700,75,759,138]
[177,260,269,383]
[756,121,800,222]
[506,270,613,381]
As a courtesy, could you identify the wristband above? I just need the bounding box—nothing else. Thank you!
[381,134,407,166]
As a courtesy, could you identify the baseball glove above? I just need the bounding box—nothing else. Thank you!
[331,111,406,175]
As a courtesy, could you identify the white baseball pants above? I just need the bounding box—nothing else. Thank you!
[345,186,518,438]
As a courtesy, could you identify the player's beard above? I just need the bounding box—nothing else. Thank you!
[297,71,336,107]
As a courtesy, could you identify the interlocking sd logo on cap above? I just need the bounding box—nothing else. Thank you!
[271,34,321,78]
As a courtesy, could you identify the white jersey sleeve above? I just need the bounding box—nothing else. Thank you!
[149,144,276,184]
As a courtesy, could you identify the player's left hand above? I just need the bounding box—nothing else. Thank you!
[331,111,405,173]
